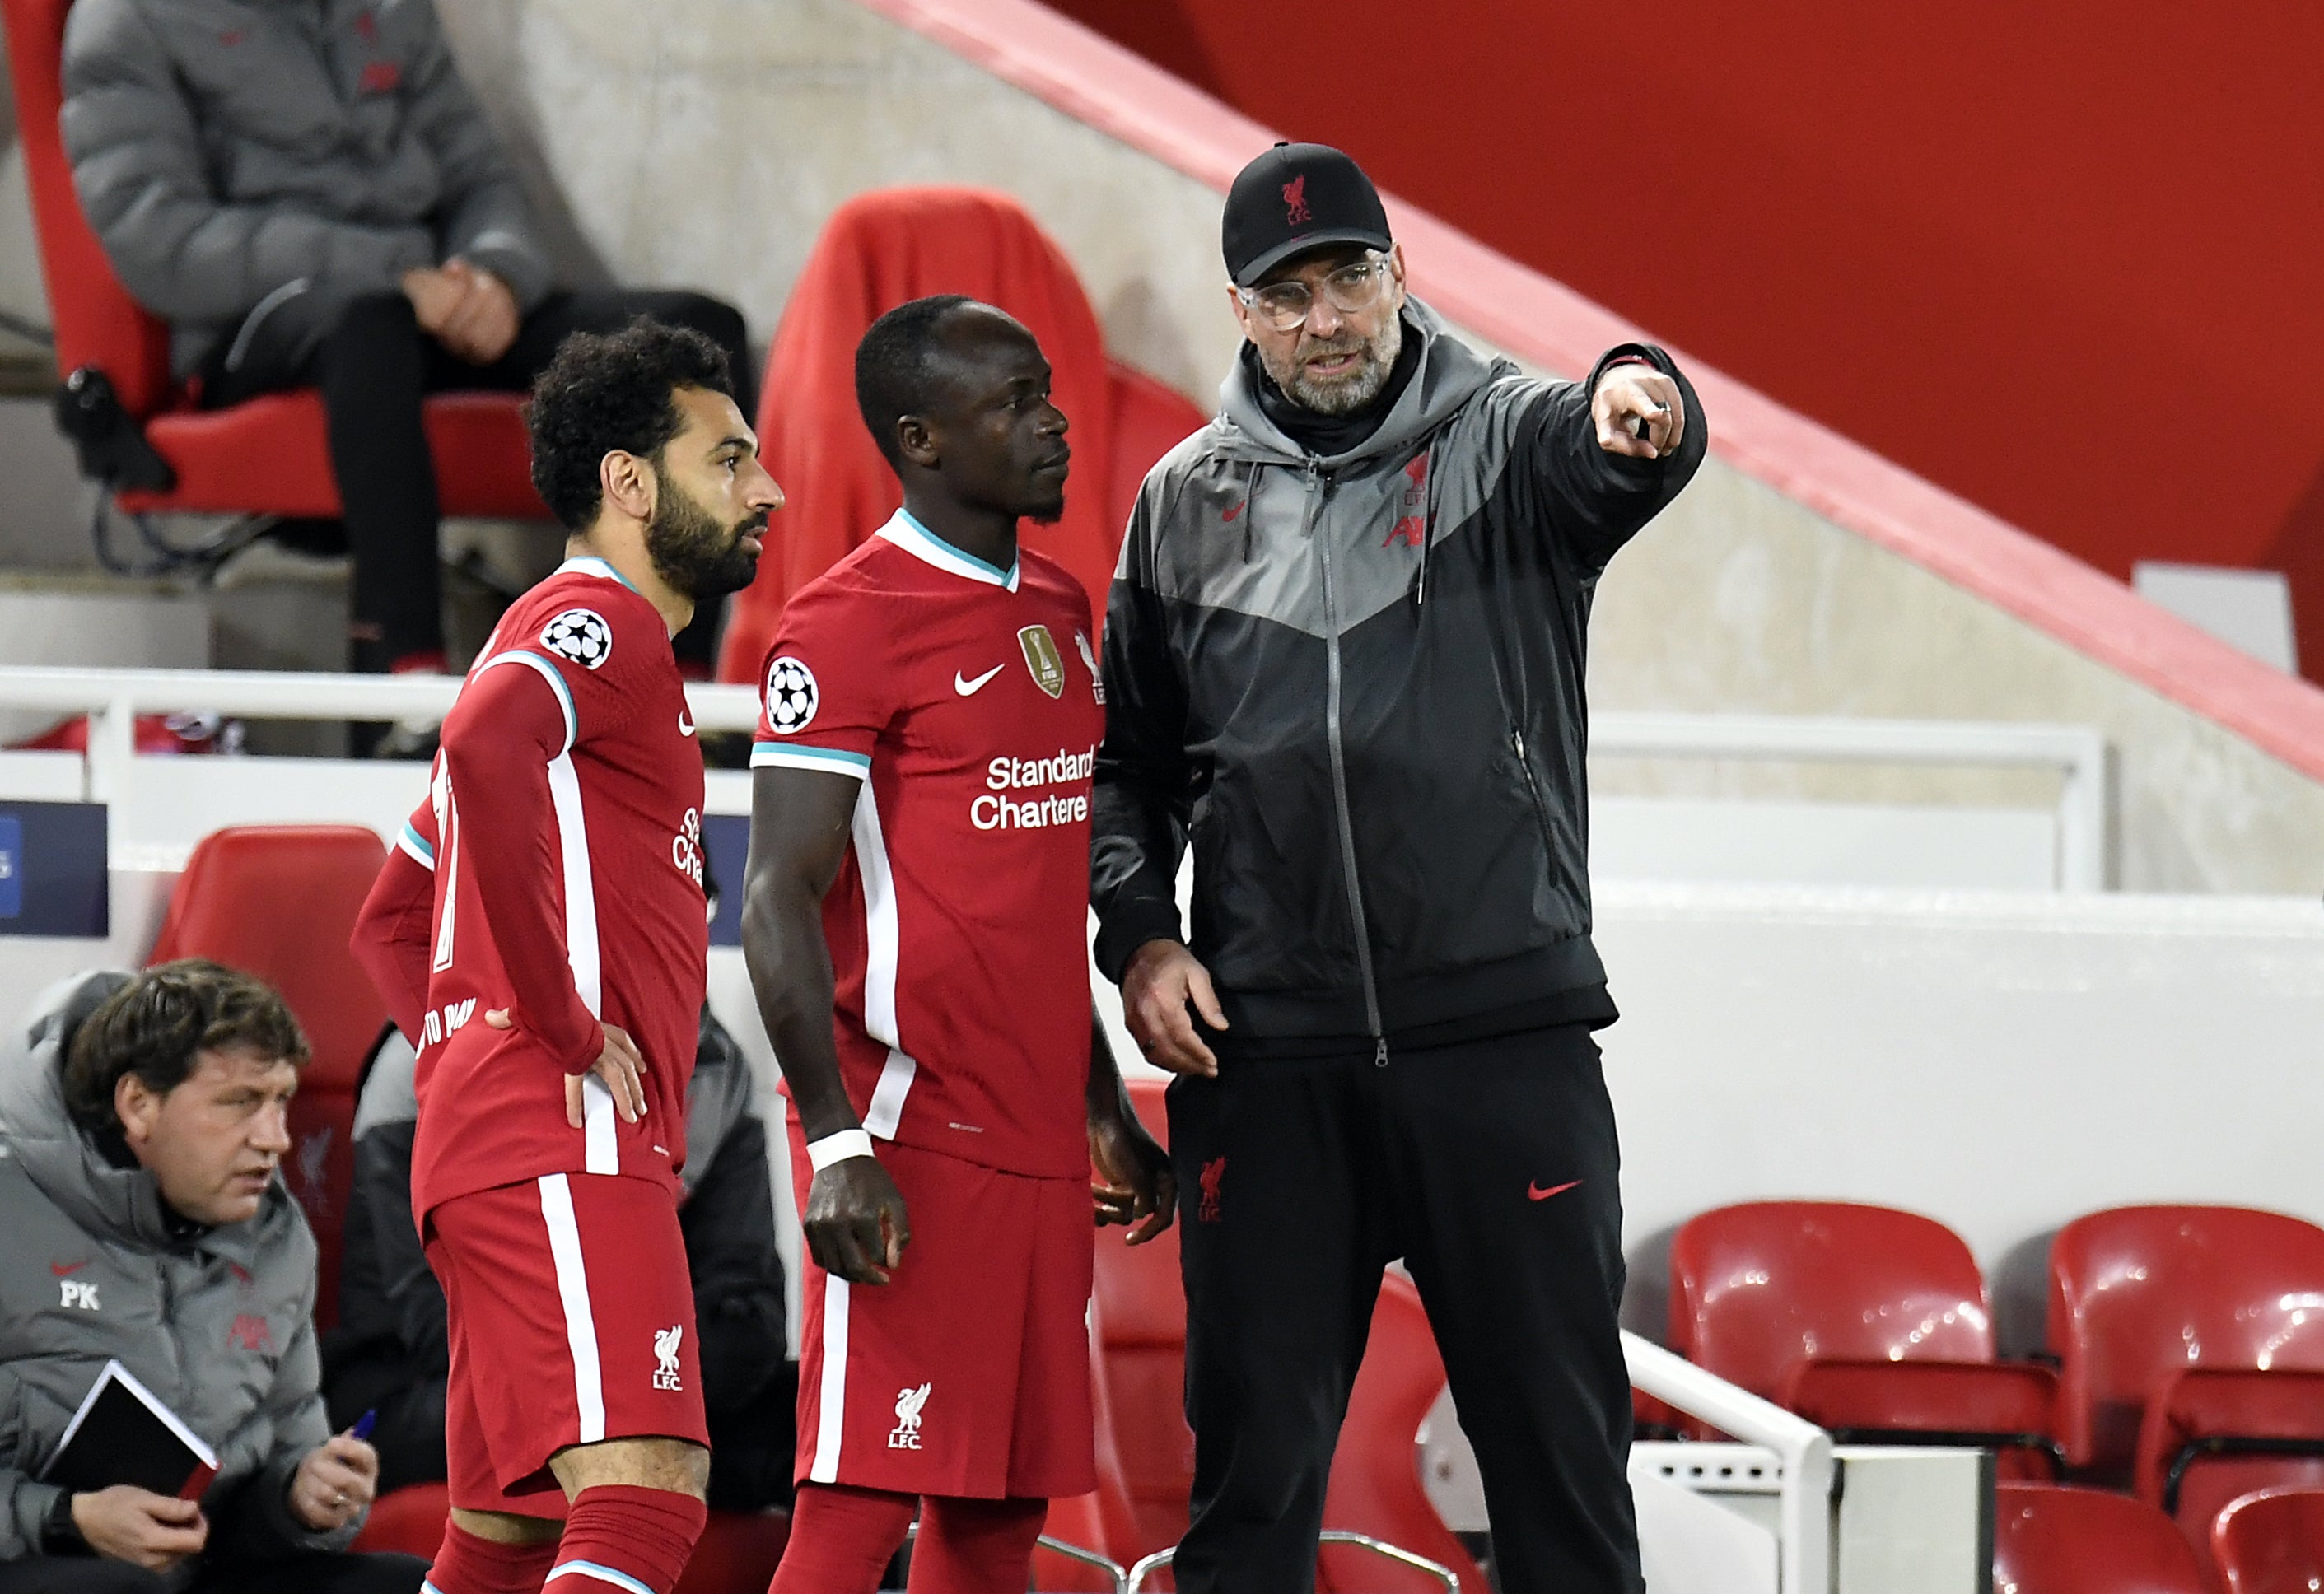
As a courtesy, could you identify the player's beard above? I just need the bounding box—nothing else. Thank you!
[1020,478,1066,528]
[1263,310,1402,417]
[646,471,763,599]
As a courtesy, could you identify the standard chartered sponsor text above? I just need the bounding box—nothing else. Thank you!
[973,745,1096,831]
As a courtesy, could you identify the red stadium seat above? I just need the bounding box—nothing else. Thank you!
[715,185,1208,680]
[1090,1079,1197,1575]
[1320,1272,1488,1593]
[351,1483,448,1559]
[675,1510,791,1594]
[2212,1488,2324,1594]
[1669,1201,2060,1476]
[0,0,544,525]
[1991,1484,2210,1594]
[1088,1078,1472,1591]
[2051,1206,2324,1540]
[148,826,389,1328]
[1035,1489,1126,1593]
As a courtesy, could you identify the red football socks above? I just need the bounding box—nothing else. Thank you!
[422,1521,557,1594]
[542,1484,707,1594]
[767,1483,917,1594]
[908,1495,1049,1594]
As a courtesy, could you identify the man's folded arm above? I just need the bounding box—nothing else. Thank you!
[438,661,602,1071]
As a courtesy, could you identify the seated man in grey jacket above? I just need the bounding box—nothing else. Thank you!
[58,0,752,687]
[324,1005,796,1512]
[0,961,425,1594]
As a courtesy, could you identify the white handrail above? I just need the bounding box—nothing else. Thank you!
[1624,1331,1832,1594]
[1594,711,2108,891]
[0,667,762,804]
[0,666,763,726]
[0,669,2111,889]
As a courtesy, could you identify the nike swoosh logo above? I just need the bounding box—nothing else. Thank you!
[678,710,696,736]
[1527,1180,1582,1202]
[954,664,1006,696]
[50,1261,90,1276]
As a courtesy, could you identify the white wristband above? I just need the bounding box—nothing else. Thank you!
[805,1128,875,1172]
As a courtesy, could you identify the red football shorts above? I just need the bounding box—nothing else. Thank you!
[425,1171,708,1513]
[789,1120,1096,1499]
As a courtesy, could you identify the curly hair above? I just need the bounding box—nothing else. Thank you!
[526,319,735,531]
[63,960,310,1138]
[855,294,978,466]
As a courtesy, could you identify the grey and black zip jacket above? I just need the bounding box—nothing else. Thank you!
[0,972,357,1572]
[1090,298,1706,1046]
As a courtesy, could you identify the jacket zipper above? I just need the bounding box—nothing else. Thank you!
[1512,727,1556,844]
[1308,463,1390,1066]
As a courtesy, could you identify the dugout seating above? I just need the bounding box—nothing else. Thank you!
[2051,1205,2324,1549]
[2211,1488,2324,1594]
[148,824,389,1329]
[715,185,1208,681]
[1082,1077,1479,1592]
[1668,1201,2060,1477]
[1991,1484,2211,1594]
[1,0,544,525]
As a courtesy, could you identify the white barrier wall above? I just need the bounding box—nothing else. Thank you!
[1594,883,2324,1352]
[7,869,2319,1362]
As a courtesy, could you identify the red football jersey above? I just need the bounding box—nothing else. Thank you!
[753,510,1104,1180]
[386,556,709,1218]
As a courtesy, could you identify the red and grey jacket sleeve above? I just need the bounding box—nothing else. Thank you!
[1090,482,1196,981]
[1524,341,1709,575]
[350,795,439,1048]
[438,655,604,1074]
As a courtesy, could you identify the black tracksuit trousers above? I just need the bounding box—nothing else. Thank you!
[1166,1023,1642,1594]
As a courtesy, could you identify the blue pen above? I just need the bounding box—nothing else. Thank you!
[348,1409,377,1442]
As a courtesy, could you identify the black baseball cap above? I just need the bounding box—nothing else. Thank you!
[1221,142,1393,288]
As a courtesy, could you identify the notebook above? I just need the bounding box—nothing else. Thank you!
[43,1359,218,1500]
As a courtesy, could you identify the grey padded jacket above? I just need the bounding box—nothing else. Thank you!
[0,972,357,1575]
[1091,299,1706,1045]
[60,0,553,378]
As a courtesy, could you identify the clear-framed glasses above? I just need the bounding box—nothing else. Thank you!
[1238,251,1393,333]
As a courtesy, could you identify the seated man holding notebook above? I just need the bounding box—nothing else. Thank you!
[0,962,425,1594]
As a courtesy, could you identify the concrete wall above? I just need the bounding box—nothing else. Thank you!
[436,0,1246,403]
[428,0,2324,897]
